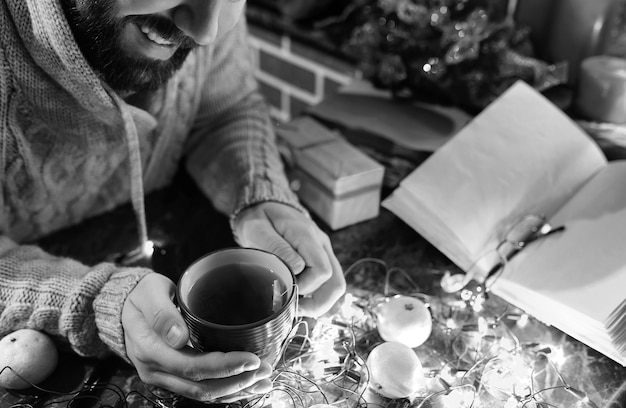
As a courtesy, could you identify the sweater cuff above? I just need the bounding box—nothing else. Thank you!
[232,176,308,215]
[94,267,152,362]
[230,177,310,241]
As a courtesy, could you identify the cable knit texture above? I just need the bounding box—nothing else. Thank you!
[0,0,303,359]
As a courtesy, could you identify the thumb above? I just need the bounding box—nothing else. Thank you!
[266,237,306,274]
[131,273,190,349]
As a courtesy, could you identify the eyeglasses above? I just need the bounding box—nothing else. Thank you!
[441,214,565,294]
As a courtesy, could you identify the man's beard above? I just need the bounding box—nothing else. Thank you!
[60,0,197,93]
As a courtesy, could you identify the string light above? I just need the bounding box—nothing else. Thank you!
[548,346,567,367]
[4,258,602,408]
[113,239,157,266]
[141,240,155,258]
[439,385,476,408]
[256,258,600,407]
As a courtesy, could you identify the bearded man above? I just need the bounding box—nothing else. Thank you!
[0,0,345,401]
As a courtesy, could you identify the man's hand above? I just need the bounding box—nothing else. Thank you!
[232,202,346,318]
[122,274,273,402]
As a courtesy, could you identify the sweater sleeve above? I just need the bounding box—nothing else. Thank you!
[0,235,151,359]
[184,16,306,221]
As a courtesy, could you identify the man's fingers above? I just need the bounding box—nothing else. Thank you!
[143,363,272,402]
[266,234,306,275]
[124,311,267,382]
[281,227,333,295]
[250,212,338,302]
[243,219,306,273]
[128,274,189,349]
[125,278,265,380]
[128,328,264,381]
[233,202,346,316]
[214,379,273,403]
[297,243,346,318]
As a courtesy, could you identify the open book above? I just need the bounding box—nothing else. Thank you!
[382,81,626,366]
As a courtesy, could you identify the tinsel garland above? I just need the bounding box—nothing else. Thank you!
[338,0,568,112]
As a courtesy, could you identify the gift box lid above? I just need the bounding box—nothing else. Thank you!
[277,117,384,197]
[295,140,384,196]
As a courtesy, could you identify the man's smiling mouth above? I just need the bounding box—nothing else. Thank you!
[137,23,175,47]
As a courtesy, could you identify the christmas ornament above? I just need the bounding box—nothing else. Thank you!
[375,295,432,348]
[339,0,568,111]
[366,341,424,399]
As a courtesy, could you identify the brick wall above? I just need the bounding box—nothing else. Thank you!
[247,23,358,123]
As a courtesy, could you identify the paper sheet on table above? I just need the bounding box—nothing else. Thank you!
[382,81,607,273]
[308,79,471,153]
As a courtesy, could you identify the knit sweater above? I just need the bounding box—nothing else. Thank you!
[0,0,302,359]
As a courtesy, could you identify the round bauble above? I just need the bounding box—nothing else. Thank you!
[375,295,432,348]
[0,329,58,389]
[366,341,424,399]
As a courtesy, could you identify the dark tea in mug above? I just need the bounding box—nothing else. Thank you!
[176,247,297,365]
[186,262,289,326]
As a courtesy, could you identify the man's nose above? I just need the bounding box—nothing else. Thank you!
[172,0,221,45]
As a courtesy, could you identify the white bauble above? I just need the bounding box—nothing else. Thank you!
[376,295,432,348]
[366,341,424,399]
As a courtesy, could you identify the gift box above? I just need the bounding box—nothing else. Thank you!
[277,117,384,230]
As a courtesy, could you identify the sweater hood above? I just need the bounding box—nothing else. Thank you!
[1,0,149,248]
[1,0,115,112]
